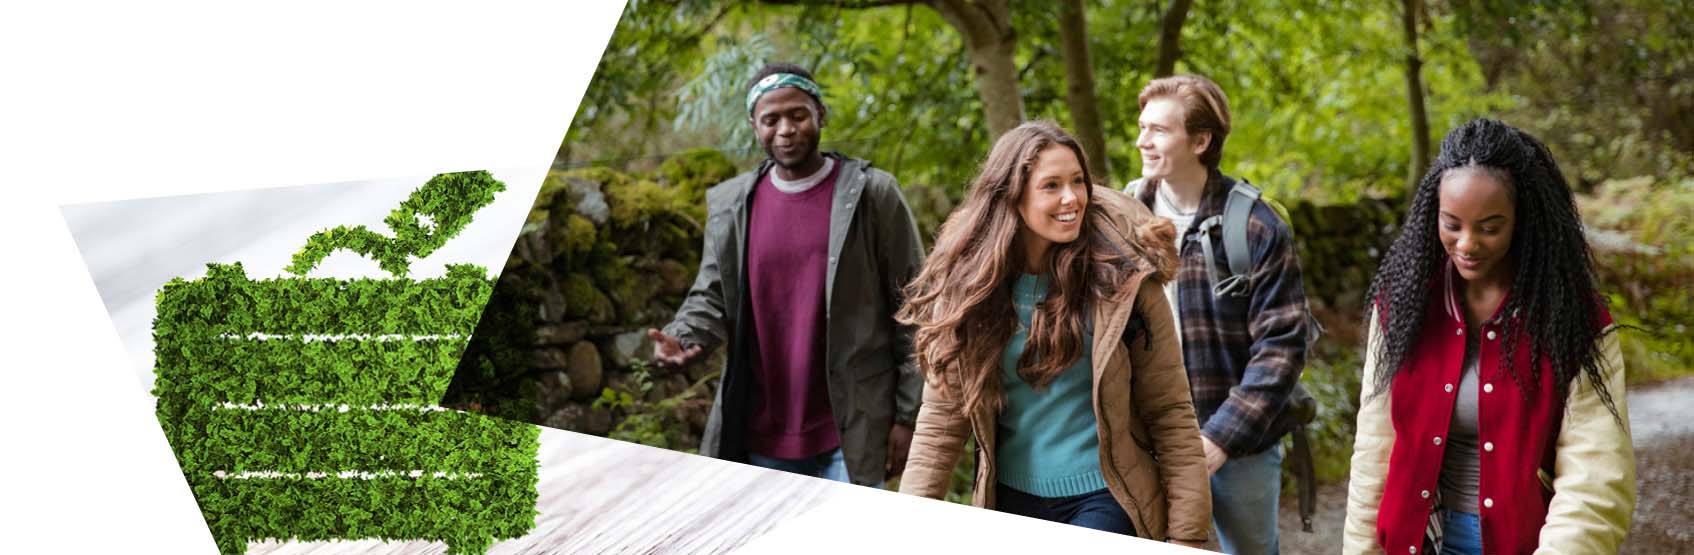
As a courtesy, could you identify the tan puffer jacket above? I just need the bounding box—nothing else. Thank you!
[898,186,1212,543]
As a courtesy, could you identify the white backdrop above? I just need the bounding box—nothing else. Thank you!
[0,2,624,552]
[61,168,545,396]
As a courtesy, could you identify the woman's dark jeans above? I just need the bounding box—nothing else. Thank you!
[995,483,1138,537]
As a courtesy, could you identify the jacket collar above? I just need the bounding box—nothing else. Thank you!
[1194,168,1235,222]
[1130,168,1234,235]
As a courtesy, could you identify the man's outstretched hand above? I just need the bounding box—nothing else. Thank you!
[647,328,705,368]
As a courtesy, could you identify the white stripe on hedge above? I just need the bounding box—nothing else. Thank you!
[212,470,484,480]
[214,402,450,412]
[216,332,465,342]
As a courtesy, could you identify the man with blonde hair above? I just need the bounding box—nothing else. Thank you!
[1125,74,1313,554]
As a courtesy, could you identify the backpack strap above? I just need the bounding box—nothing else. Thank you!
[1221,179,1261,279]
[1199,178,1259,298]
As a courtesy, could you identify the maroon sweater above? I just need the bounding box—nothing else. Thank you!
[744,163,842,459]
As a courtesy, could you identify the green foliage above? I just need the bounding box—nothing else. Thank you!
[563,0,736,161]
[155,262,492,337]
[655,147,738,204]
[1454,0,1694,187]
[153,173,536,554]
[605,177,691,229]
[1578,176,1694,382]
[1285,345,1364,489]
[559,214,598,259]
[947,438,976,505]
[594,359,713,453]
[1164,0,1514,200]
[287,171,506,278]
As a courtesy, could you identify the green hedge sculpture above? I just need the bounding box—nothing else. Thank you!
[152,171,539,554]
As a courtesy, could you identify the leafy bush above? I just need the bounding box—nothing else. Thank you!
[594,359,714,453]
[1578,176,1694,382]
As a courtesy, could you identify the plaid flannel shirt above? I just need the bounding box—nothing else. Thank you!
[1130,171,1311,457]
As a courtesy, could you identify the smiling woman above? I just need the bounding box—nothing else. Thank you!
[1345,118,1636,555]
[895,120,1211,547]
[1015,144,1090,274]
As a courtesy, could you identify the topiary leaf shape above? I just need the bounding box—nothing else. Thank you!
[286,171,506,278]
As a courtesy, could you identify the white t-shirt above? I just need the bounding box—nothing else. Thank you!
[769,157,835,194]
[1148,180,1196,343]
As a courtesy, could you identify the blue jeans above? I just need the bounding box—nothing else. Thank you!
[1440,510,1482,555]
[995,484,1138,536]
[747,448,852,484]
[1211,444,1282,554]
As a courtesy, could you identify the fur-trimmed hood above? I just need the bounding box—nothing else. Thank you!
[1089,184,1179,285]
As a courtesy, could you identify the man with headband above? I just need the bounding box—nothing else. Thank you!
[648,62,926,487]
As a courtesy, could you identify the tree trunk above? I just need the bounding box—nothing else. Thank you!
[1057,0,1110,181]
[1155,0,1194,77]
[1402,0,1431,188]
[928,0,1024,138]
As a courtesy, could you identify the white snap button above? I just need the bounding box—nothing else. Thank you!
[1484,442,1494,452]
[1484,498,1494,508]
[1433,436,1443,445]
[845,202,853,209]
[1487,330,1497,340]
[829,257,837,264]
[1483,383,1494,393]
[1409,547,1418,554]
[1421,489,1430,499]
[1445,383,1454,393]
[1455,328,1463,336]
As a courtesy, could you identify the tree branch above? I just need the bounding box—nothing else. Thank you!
[758,0,919,8]
[1154,0,1194,77]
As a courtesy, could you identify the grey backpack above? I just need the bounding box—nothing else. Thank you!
[1126,177,1324,532]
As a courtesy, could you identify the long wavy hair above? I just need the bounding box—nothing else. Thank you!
[1366,118,1618,418]
[895,121,1135,416]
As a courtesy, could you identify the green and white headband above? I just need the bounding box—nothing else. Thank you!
[745,72,826,117]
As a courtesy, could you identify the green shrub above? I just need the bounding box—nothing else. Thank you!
[1578,176,1694,382]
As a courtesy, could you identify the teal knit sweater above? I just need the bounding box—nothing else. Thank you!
[995,273,1106,497]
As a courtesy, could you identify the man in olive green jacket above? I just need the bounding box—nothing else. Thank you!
[647,63,925,487]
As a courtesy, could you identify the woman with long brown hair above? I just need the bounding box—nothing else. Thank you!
[896,120,1211,546]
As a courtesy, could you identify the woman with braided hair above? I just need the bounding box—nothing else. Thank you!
[1342,118,1634,554]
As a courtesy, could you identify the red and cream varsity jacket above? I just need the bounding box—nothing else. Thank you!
[1343,265,1634,554]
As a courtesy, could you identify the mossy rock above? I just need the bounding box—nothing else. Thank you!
[656,148,737,204]
[654,219,701,262]
[592,256,659,322]
[605,178,692,230]
[561,273,614,324]
[551,213,597,262]
[529,171,578,226]
[560,166,634,192]
[533,167,625,226]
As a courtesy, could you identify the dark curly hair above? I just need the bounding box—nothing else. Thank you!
[1366,118,1618,420]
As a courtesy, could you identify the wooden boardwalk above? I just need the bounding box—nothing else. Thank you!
[247,427,839,555]
[243,424,1202,554]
